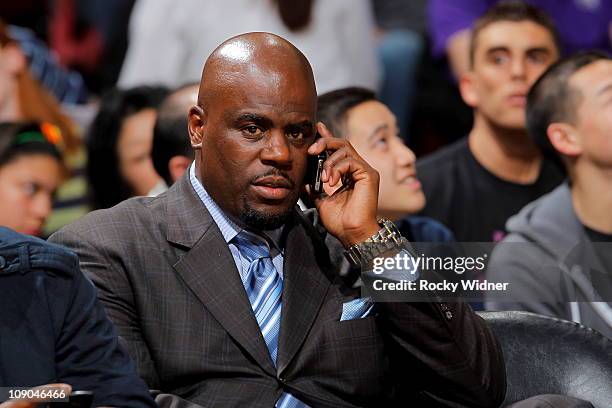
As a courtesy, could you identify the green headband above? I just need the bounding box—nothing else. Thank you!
[14,131,50,145]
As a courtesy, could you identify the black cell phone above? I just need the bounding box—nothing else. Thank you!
[306,150,328,195]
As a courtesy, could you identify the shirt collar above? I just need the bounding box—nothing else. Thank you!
[189,163,284,252]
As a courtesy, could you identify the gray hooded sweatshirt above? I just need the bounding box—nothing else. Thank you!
[485,183,612,339]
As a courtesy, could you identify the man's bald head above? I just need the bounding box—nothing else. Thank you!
[197,32,316,108]
[187,32,318,231]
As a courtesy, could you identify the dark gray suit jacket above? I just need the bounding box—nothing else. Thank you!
[50,174,505,407]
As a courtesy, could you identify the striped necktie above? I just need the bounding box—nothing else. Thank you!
[233,232,309,408]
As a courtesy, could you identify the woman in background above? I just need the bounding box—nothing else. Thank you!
[0,122,65,237]
[86,85,168,209]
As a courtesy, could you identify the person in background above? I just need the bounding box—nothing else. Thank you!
[0,18,91,236]
[0,226,157,407]
[317,87,453,244]
[417,2,564,243]
[0,19,80,153]
[486,51,612,340]
[429,0,612,79]
[0,122,64,237]
[118,0,379,95]
[150,83,198,194]
[86,85,168,209]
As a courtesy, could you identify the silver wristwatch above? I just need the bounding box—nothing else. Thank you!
[344,218,405,268]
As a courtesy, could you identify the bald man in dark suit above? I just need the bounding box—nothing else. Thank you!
[51,32,505,408]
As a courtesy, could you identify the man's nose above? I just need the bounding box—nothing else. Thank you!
[510,57,527,79]
[261,130,292,165]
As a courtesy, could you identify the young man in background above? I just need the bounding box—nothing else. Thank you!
[417,2,564,242]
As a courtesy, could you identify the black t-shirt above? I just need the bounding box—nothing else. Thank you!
[584,225,612,243]
[416,138,565,242]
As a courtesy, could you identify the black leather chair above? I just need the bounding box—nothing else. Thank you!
[478,311,612,408]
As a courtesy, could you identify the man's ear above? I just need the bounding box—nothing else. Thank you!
[459,71,479,108]
[547,122,581,157]
[188,105,206,148]
[1,44,27,75]
[168,155,192,183]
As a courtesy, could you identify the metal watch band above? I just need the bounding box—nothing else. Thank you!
[344,218,405,268]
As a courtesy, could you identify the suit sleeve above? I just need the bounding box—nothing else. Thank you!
[373,245,506,407]
[49,227,162,389]
[378,301,505,407]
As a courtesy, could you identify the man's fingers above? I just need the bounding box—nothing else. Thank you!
[308,128,354,155]
[316,122,333,138]
[321,156,373,190]
[328,158,371,187]
[321,148,351,185]
[323,147,375,187]
[38,384,72,394]
[32,384,72,402]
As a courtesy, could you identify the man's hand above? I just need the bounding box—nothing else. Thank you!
[0,384,72,408]
[308,122,380,248]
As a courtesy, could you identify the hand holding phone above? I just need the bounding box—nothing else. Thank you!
[307,122,380,248]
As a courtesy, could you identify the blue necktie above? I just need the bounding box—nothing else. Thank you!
[233,232,308,408]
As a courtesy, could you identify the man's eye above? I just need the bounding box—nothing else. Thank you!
[288,130,304,140]
[492,55,508,64]
[243,126,263,136]
[528,52,548,64]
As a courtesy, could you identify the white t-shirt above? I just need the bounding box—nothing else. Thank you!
[119,0,380,94]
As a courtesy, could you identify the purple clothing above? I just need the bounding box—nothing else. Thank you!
[428,0,612,57]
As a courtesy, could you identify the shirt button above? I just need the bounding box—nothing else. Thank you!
[0,256,6,269]
[278,376,287,384]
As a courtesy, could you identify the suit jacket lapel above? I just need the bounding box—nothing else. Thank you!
[167,175,276,376]
[277,212,332,374]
